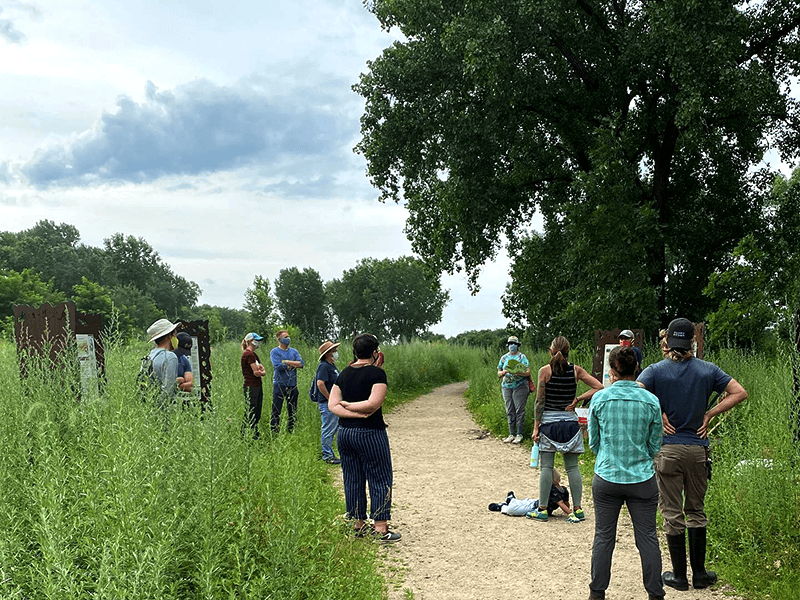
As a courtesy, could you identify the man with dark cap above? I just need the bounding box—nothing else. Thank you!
[637,318,747,591]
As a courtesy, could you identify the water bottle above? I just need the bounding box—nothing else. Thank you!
[530,442,540,468]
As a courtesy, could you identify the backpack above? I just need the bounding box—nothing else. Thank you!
[308,375,318,402]
[137,350,164,402]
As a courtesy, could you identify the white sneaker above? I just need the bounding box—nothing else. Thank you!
[502,435,515,443]
[512,435,523,444]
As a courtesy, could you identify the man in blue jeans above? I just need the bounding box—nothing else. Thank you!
[314,340,341,464]
[269,329,304,433]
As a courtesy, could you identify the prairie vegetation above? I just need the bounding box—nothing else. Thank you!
[0,336,797,599]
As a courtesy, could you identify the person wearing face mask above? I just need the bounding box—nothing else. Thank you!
[496,335,531,443]
[145,318,181,408]
[314,340,341,464]
[618,329,643,375]
[270,329,305,434]
[241,332,266,439]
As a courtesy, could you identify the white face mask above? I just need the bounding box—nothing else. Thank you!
[252,340,261,349]
[331,351,339,361]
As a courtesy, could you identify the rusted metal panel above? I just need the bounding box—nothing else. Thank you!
[180,319,212,407]
[592,328,645,381]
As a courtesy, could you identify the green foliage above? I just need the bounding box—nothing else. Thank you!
[0,268,66,320]
[327,256,449,342]
[275,267,328,343]
[449,328,511,350]
[243,275,278,336]
[356,0,800,340]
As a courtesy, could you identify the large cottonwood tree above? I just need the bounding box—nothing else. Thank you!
[355,0,800,340]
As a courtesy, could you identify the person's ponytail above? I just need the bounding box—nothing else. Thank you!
[549,336,570,376]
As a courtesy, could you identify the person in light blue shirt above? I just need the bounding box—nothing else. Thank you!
[588,345,664,600]
[145,318,180,410]
[496,335,531,443]
[269,329,304,433]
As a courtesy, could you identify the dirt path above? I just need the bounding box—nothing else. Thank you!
[377,382,744,600]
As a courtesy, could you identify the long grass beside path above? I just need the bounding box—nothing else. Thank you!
[0,338,475,599]
[463,341,800,600]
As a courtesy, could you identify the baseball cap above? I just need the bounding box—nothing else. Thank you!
[245,332,264,342]
[666,318,694,350]
[619,329,634,339]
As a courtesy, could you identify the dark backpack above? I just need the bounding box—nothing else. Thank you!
[137,350,164,402]
[308,375,318,402]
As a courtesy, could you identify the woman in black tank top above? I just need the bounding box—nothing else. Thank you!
[529,336,602,523]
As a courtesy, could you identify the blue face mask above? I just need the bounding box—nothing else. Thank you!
[281,337,291,346]
[508,344,519,352]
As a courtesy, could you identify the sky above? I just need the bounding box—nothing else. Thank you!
[0,0,518,338]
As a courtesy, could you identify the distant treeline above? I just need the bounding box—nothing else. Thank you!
[1,221,461,345]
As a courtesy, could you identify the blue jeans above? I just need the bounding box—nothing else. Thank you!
[317,400,340,459]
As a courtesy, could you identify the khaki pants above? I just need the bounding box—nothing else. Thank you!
[654,444,708,536]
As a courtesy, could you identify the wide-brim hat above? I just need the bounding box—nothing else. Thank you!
[619,329,634,339]
[318,340,340,360]
[147,318,179,342]
[666,318,694,350]
[507,336,520,344]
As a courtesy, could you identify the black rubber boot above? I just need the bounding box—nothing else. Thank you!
[663,532,689,591]
[688,527,718,589]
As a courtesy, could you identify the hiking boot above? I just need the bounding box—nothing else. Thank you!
[378,530,402,543]
[526,509,548,521]
[512,434,523,444]
[573,508,586,521]
[502,435,515,443]
[688,527,718,589]
[588,590,605,600]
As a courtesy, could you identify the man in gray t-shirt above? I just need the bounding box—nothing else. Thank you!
[146,318,180,407]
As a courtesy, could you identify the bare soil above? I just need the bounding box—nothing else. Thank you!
[373,382,745,600]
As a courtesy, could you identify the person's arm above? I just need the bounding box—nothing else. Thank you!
[497,356,507,379]
[250,361,265,377]
[284,350,304,369]
[340,383,387,415]
[328,384,369,418]
[556,499,572,515]
[161,353,178,395]
[647,406,663,458]
[532,366,549,441]
[316,379,330,401]
[588,403,600,454]
[570,366,603,408]
[699,379,747,437]
[271,349,288,373]
[179,369,194,392]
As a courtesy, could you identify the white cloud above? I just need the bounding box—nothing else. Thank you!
[20,78,354,187]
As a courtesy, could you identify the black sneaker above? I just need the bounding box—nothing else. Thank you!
[324,457,342,465]
[488,503,503,512]
[378,530,401,543]
[506,491,516,503]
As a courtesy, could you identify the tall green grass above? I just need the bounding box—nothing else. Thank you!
[0,336,471,599]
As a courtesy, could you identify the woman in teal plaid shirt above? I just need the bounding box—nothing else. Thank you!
[587,346,664,600]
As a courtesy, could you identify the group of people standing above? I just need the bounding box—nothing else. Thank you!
[496,320,747,600]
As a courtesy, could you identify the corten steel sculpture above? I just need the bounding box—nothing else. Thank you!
[13,302,104,380]
[179,319,212,408]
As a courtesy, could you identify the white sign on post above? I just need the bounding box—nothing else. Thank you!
[76,333,99,399]
[602,343,620,388]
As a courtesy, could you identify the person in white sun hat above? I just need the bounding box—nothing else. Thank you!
[146,318,181,407]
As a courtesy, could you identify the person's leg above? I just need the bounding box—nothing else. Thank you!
[286,385,299,432]
[590,475,623,596]
[512,384,528,439]
[243,385,262,439]
[337,428,368,522]
[655,445,689,590]
[625,477,664,598]
[564,453,583,510]
[537,450,556,512]
[318,401,340,460]
[682,445,709,529]
[362,429,394,528]
[505,498,538,516]
[270,383,284,433]
[501,387,515,437]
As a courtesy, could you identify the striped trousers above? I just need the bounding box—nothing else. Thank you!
[337,427,394,521]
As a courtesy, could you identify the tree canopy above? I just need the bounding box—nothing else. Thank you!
[356,0,800,342]
[274,267,327,343]
[326,256,450,342]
